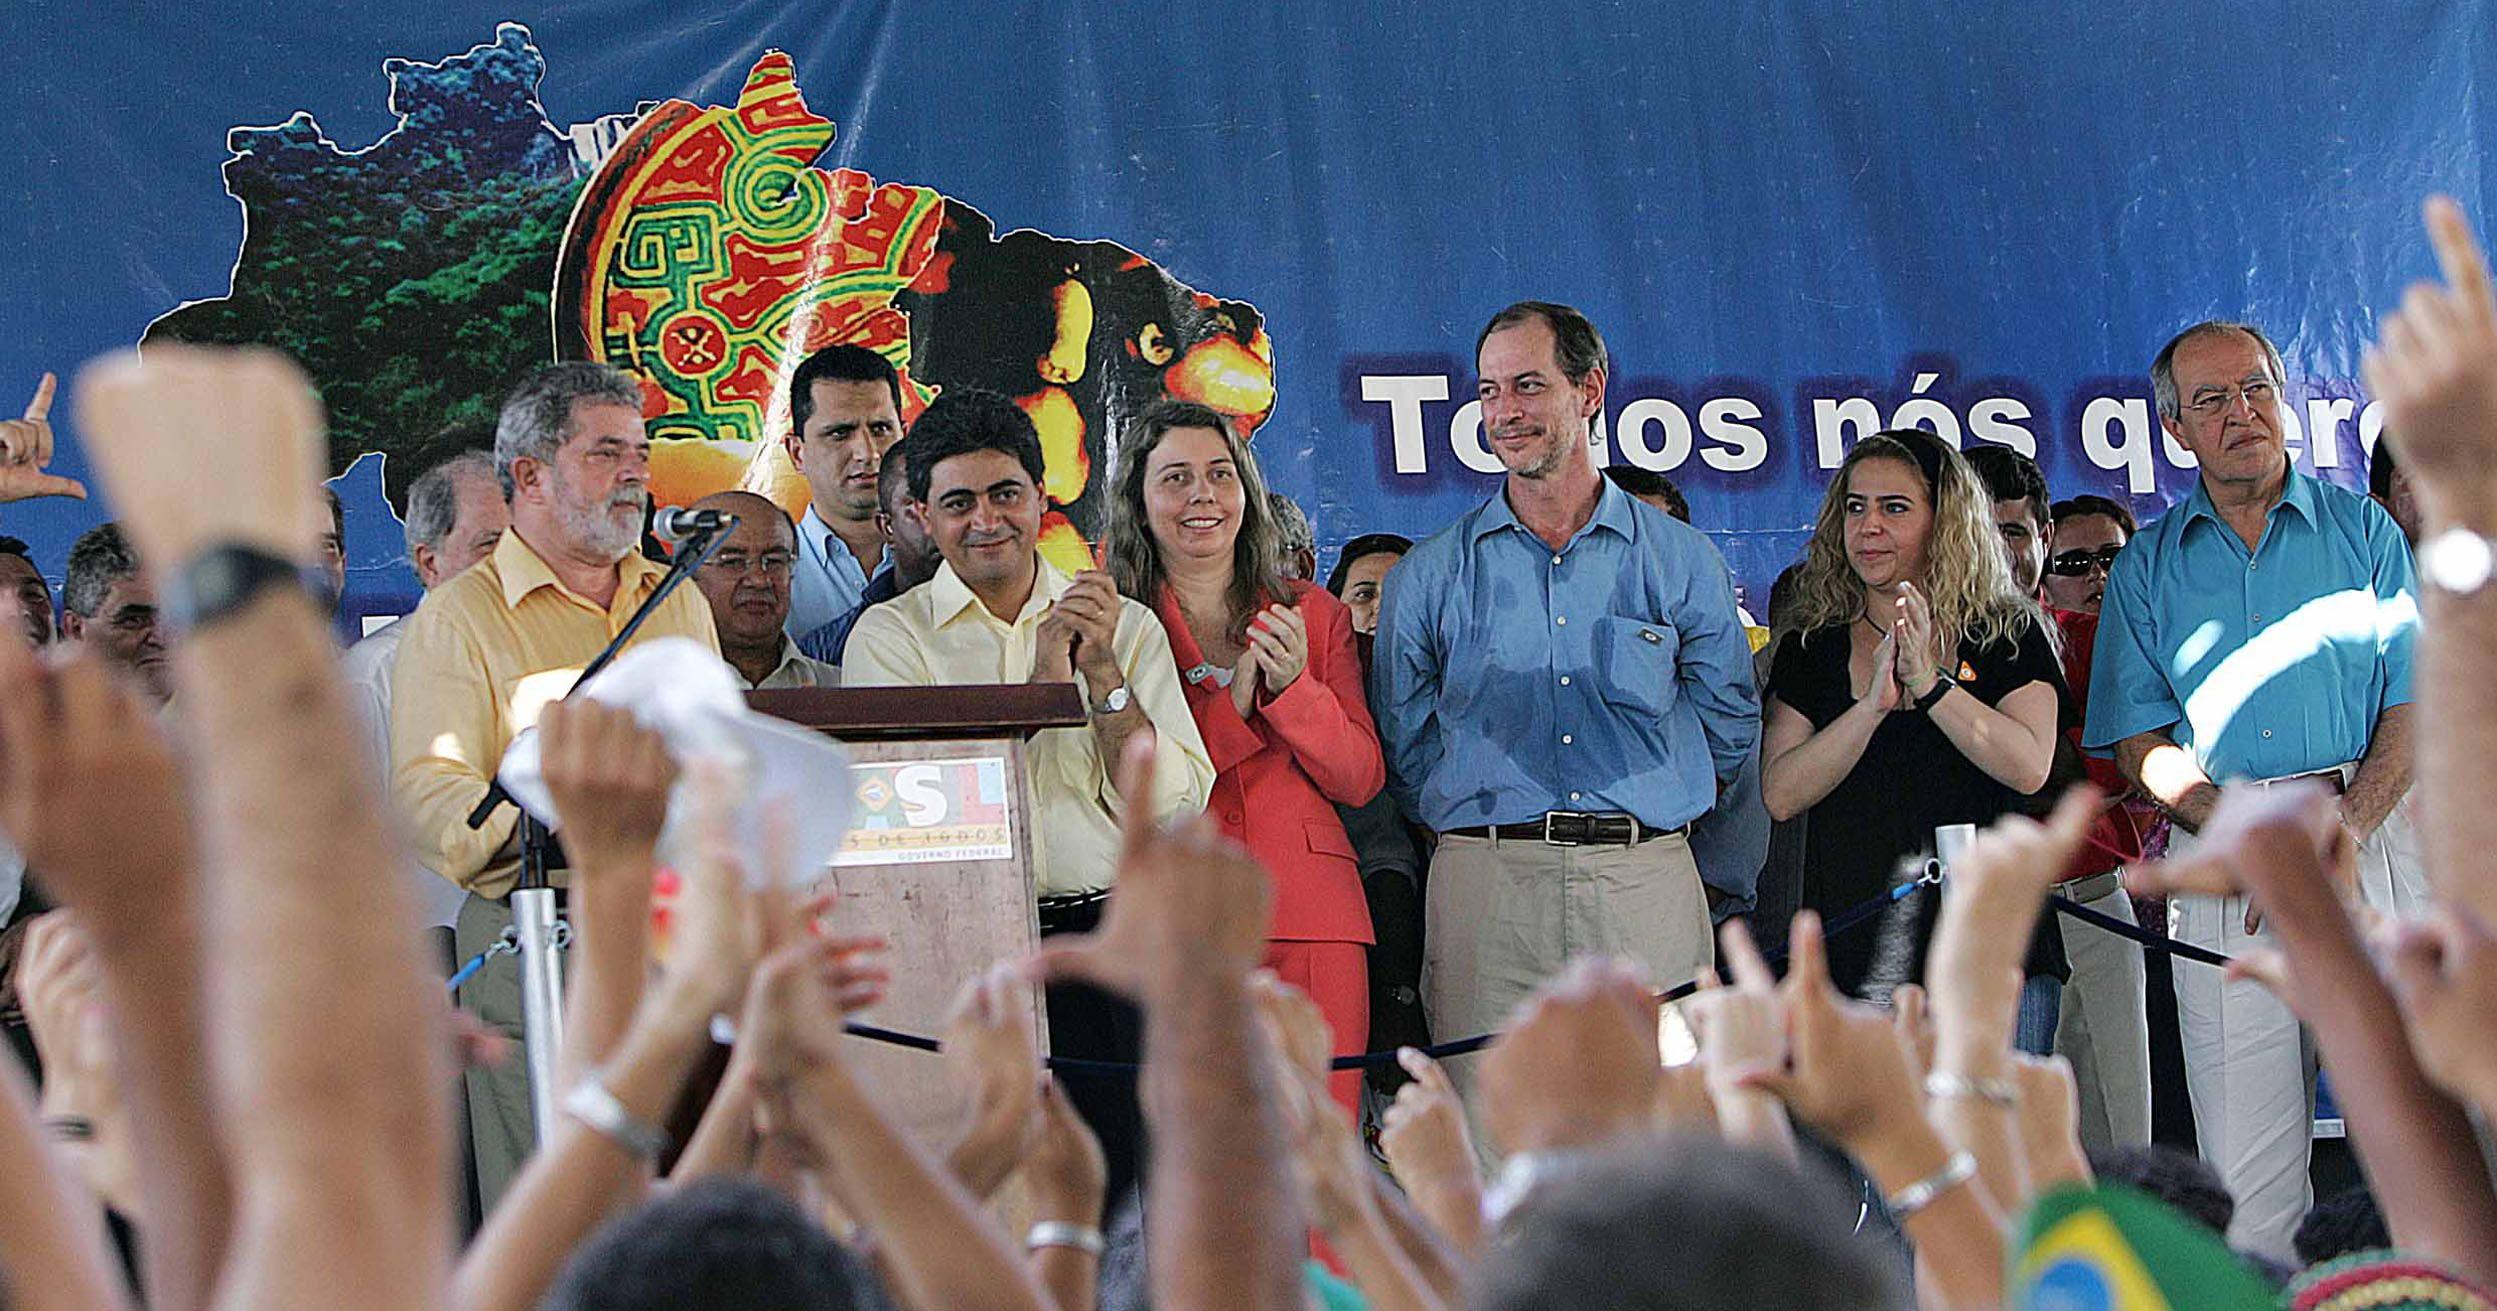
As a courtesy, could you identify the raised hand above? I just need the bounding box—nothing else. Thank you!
[1478,956,1659,1156]
[1229,643,1264,718]
[0,641,194,939]
[1250,970,1335,1084]
[2362,197,2497,524]
[1890,582,1941,696]
[74,346,324,567]
[1028,733,1272,1000]
[940,962,1042,1199]
[1246,603,1309,692]
[1735,912,1925,1153]
[1024,1077,1107,1230]
[1862,629,1904,714]
[1378,1047,1483,1256]
[2389,906,2497,1113]
[1923,787,2098,1042]
[0,373,85,503]
[536,699,679,882]
[1687,920,1787,1097]
[1055,570,1125,682]
[1029,608,1078,684]
[2127,779,2355,933]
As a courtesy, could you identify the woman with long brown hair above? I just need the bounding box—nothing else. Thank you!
[1105,399,1385,1111]
[1762,429,2070,1050]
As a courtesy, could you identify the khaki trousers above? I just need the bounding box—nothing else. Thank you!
[1423,830,1713,1150]
[2054,876,2153,1152]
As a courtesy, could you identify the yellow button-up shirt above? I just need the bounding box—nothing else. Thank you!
[842,559,1213,896]
[389,530,719,899]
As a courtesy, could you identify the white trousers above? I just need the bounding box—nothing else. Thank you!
[2171,791,2425,1260]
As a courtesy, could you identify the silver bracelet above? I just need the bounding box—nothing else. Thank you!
[1923,1071,2019,1108]
[1026,1220,1105,1255]
[561,1073,671,1161]
[1883,1149,1978,1219]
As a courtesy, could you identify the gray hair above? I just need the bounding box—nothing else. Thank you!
[2151,320,2287,420]
[1266,491,1314,554]
[63,522,139,618]
[402,451,501,558]
[493,362,644,498]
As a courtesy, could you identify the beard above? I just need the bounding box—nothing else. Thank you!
[554,479,647,563]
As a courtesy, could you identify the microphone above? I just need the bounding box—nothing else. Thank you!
[651,506,738,542]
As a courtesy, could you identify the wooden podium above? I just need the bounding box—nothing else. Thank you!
[747,684,1087,1149]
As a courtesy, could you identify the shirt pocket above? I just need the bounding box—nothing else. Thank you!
[1594,615,1679,718]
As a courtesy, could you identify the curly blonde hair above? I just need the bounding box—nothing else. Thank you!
[1784,430,2044,653]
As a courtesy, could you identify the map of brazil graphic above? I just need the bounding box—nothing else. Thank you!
[146,24,1276,572]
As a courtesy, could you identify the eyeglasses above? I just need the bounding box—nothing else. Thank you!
[2180,379,2279,417]
[703,551,795,578]
[2046,546,2123,577]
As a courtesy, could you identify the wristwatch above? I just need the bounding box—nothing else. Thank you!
[2420,526,2497,595]
[1092,684,1132,715]
[166,542,337,631]
[1912,674,1955,713]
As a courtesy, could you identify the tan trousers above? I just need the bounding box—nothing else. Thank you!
[1423,830,1713,1148]
[2054,876,2153,1152]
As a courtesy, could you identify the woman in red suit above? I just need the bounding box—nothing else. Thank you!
[1105,399,1384,1113]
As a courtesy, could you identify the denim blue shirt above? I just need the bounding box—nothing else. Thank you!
[1371,478,1760,832]
[788,504,885,640]
[2082,463,2416,781]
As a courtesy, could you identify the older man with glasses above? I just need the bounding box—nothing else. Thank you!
[2085,320,2423,1259]
[688,490,836,690]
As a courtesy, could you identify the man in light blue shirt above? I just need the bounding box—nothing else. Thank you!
[2084,320,2420,1260]
[1373,302,1758,1085]
[782,345,902,638]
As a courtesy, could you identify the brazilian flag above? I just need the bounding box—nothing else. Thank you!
[2014,1183,2275,1310]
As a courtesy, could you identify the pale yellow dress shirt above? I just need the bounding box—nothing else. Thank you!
[842,559,1213,896]
[389,530,719,899]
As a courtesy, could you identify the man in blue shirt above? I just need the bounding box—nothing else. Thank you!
[1372,301,1758,1091]
[798,440,942,665]
[783,345,903,638]
[2084,320,2421,1260]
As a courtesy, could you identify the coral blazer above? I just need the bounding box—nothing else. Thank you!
[1155,581,1383,944]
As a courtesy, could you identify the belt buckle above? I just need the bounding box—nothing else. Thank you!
[1542,811,1587,846]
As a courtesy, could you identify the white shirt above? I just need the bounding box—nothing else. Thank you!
[343,618,471,930]
[742,636,840,691]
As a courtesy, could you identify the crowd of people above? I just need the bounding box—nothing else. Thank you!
[1,196,2495,1310]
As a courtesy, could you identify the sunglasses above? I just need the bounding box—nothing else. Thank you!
[2046,546,2123,577]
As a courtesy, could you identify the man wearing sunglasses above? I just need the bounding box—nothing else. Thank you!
[2043,497,2136,615]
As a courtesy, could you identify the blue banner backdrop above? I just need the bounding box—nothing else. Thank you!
[2,1,2488,626]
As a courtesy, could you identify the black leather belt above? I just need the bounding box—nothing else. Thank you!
[1037,887,1111,935]
[1448,811,1682,847]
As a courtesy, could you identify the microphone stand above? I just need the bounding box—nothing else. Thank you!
[463,518,737,1146]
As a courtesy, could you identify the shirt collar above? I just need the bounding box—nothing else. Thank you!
[762,635,811,685]
[800,504,887,575]
[2181,457,2319,533]
[1470,474,1638,546]
[927,556,1069,629]
[493,529,666,610]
